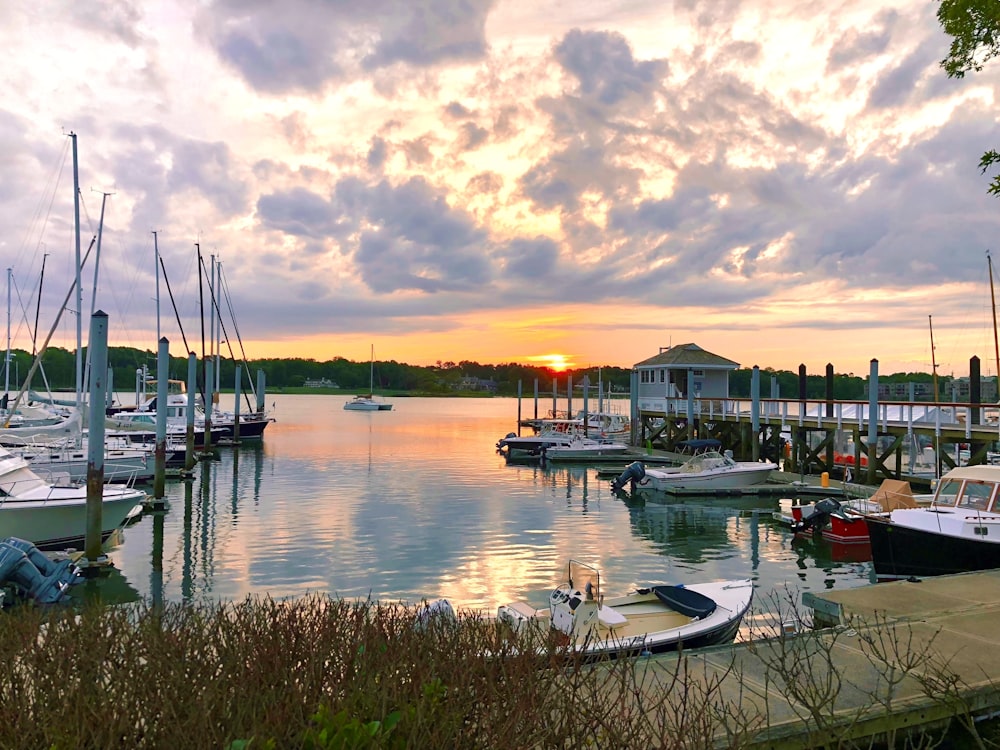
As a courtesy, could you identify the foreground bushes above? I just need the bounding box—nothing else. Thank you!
[0,593,995,749]
[0,594,754,749]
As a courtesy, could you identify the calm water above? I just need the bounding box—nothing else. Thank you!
[98,395,874,621]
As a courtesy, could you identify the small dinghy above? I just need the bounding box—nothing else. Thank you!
[496,560,753,658]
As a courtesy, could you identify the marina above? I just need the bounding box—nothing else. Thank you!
[7,392,1000,746]
[9,394,878,611]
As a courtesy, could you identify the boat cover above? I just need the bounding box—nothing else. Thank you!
[652,585,717,619]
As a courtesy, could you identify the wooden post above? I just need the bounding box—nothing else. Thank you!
[153,337,169,499]
[185,352,197,472]
[867,359,878,485]
[84,311,109,565]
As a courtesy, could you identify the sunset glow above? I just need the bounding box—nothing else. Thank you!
[4,1,1000,378]
[530,354,572,372]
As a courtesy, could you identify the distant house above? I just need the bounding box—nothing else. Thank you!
[458,376,497,393]
[303,377,339,388]
[634,343,738,410]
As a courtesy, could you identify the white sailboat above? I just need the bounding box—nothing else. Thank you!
[344,345,392,411]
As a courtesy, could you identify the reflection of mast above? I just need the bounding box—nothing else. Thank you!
[929,314,939,401]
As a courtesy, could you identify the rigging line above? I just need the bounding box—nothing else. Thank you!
[196,243,207,402]
[200,256,254,409]
[158,254,190,354]
[3,236,96,426]
[16,139,70,271]
[8,267,55,397]
[218,265,256,403]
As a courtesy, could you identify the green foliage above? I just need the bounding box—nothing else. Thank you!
[938,0,1000,78]
[937,0,1000,194]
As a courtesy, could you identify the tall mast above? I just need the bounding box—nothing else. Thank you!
[153,230,161,341]
[5,267,10,397]
[70,132,83,411]
[989,250,999,380]
[929,314,939,401]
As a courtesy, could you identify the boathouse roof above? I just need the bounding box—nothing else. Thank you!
[634,343,739,370]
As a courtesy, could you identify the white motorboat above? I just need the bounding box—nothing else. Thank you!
[611,451,777,492]
[494,559,753,658]
[0,444,146,550]
[496,426,580,457]
[15,438,155,484]
[541,436,632,462]
[864,465,1000,579]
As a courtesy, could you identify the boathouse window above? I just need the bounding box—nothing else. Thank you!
[659,370,665,383]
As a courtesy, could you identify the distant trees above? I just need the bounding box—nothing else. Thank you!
[0,345,967,401]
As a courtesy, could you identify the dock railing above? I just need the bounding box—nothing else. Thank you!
[638,397,1000,442]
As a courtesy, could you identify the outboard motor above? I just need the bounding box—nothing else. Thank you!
[611,461,646,492]
[0,537,79,605]
[790,497,846,533]
[496,432,517,452]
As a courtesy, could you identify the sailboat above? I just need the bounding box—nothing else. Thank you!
[343,346,392,411]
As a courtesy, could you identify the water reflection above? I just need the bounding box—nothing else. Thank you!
[104,396,877,614]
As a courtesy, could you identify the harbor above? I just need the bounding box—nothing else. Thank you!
[5,389,1000,746]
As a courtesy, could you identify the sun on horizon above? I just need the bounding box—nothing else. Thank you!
[530,353,572,372]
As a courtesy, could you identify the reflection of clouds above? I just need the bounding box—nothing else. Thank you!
[110,396,874,613]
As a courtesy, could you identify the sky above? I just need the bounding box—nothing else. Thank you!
[3,0,1000,378]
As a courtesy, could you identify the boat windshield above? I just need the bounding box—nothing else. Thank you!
[679,451,734,473]
[567,560,600,601]
[932,478,964,508]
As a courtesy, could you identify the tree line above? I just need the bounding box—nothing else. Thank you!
[0,345,959,401]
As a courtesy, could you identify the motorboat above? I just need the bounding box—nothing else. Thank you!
[107,381,267,443]
[15,438,155,484]
[541,436,632,462]
[521,409,630,441]
[864,465,1000,579]
[495,559,753,658]
[0,444,146,550]
[496,425,580,457]
[784,479,920,543]
[611,451,776,492]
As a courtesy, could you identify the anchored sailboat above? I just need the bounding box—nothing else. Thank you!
[344,345,392,411]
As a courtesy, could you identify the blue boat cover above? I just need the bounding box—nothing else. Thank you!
[652,585,717,619]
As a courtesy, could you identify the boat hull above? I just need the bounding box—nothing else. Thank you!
[0,489,145,550]
[866,515,1000,579]
[639,465,774,490]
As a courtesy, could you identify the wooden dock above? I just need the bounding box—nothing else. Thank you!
[618,571,1000,747]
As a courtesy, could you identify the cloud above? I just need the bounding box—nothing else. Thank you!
[554,28,665,106]
[200,0,497,95]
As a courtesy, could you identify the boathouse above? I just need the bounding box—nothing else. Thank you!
[634,343,738,410]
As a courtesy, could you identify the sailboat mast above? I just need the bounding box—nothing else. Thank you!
[989,250,1000,379]
[5,267,10,397]
[153,231,161,341]
[370,344,374,395]
[70,132,83,411]
[929,314,939,401]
